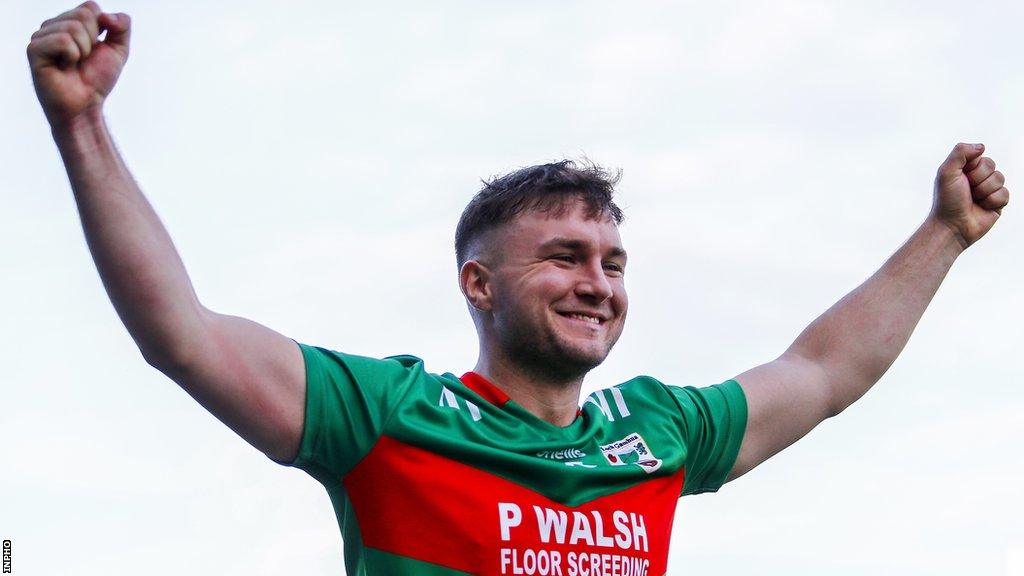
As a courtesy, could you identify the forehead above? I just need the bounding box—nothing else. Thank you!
[497,198,624,255]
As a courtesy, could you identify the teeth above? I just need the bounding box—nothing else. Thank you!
[568,313,600,324]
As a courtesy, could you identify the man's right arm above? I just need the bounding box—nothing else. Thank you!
[30,2,305,463]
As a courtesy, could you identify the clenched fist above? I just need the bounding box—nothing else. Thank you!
[932,143,1010,250]
[27,1,131,127]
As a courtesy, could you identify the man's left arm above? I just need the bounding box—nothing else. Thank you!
[726,142,1009,482]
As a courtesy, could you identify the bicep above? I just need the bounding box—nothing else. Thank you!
[727,352,835,481]
[158,308,306,463]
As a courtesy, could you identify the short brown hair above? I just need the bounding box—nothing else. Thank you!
[455,159,624,267]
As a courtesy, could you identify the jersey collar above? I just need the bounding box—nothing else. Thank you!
[459,371,511,407]
[459,371,583,418]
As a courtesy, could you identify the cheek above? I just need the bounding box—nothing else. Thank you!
[613,285,628,315]
[526,270,574,298]
[500,273,563,313]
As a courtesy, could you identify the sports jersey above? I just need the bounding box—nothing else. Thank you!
[275,342,747,576]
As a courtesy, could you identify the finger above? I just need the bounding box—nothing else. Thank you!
[950,142,985,167]
[31,19,93,60]
[46,4,94,25]
[39,3,99,28]
[51,4,101,35]
[26,32,81,70]
[78,1,103,17]
[972,170,1005,200]
[964,154,986,173]
[97,12,131,56]
[39,5,101,46]
[76,4,102,41]
[937,141,983,183]
[977,187,1009,212]
[75,2,103,42]
[966,157,997,187]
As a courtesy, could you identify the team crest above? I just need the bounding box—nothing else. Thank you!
[599,432,662,473]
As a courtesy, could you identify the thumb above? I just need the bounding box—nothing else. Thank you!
[97,12,131,56]
[938,142,984,181]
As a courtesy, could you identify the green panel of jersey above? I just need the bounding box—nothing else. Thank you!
[277,342,747,576]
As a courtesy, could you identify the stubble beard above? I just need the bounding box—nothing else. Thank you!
[496,312,615,385]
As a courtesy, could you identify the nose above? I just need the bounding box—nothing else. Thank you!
[574,260,613,302]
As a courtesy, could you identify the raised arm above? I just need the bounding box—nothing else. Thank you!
[726,143,1010,481]
[28,2,305,462]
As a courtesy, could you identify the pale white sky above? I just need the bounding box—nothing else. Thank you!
[3,1,1022,574]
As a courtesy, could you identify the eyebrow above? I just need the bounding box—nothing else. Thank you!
[537,237,628,260]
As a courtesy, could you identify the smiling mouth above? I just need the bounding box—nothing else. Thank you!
[558,312,604,325]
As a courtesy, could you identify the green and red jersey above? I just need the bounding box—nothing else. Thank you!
[276,343,747,576]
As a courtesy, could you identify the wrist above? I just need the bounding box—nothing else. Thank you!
[50,105,105,136]
[922,216,967,258]
[50,106,108,152]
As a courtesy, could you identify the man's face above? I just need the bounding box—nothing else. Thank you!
[484,198,628,379]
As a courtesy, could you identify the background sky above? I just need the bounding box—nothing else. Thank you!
[3,1,1022,574]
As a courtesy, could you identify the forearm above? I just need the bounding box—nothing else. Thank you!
[53,107,208,367]
[786,217,964,415]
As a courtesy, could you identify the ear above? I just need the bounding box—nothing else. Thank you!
[460,259,493,312]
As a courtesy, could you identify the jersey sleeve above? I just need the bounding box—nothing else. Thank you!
[271,341,422,486]
[666,379,747,496]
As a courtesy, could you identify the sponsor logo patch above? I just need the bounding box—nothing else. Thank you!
[599,432,662,473]
[535,448,586,460]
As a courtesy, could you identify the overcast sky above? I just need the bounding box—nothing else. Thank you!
[3,1,1022,574]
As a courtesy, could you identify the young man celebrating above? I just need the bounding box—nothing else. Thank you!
[28,3,1010,575]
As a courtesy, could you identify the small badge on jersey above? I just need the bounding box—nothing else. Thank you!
[600,432,662,473]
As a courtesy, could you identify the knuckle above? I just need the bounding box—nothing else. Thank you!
[42,22,68,36]
[66,18,86,34]
[52,9,74,22]
[70,6,97,24]
[57,32,76,49]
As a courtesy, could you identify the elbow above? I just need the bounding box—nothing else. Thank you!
[136,329,207,379]
[134,307,215,376]
[788,352,855,420]
[139,343,188,378]
[824,396,848,420]
[822,370,878,420]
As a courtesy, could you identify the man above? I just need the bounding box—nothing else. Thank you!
[28,2,1010,575]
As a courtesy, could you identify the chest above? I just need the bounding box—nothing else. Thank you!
[339,385,687,575]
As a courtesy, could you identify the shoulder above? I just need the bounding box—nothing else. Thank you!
[583,375,677,424]
[583,376,746,423]
[299,344,427,378]
[297,344,444,408]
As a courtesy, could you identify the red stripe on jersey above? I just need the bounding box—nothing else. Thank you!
[460,372,511,406]
[344,435,683,575]
[460,372,582,417]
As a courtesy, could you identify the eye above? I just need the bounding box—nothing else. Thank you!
[551,254,576,263]
[604,262,625,274]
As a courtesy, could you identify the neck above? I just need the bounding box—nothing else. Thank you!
[473,354,584,427]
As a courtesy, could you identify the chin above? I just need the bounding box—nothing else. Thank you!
[556,342,613,372]
[498,315,620,379]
